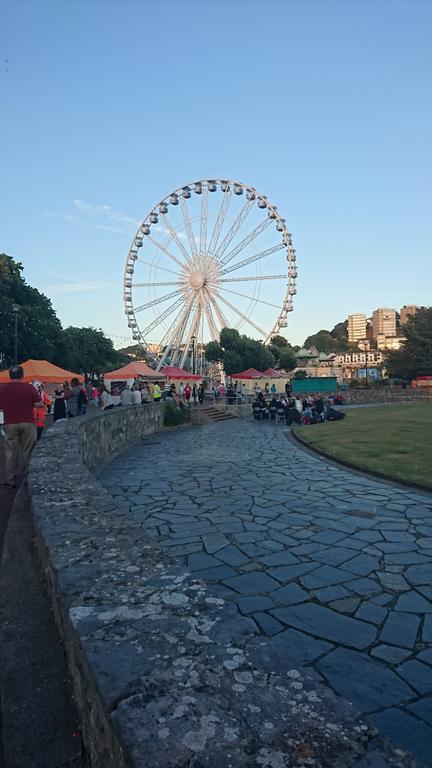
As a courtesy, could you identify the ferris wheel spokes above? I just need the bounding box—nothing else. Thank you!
[134,289,181,314]
[207,187,233,256]
[220,243,285,276]
[220,274,287,283]
[160,213,190,261]
[217,293,269,338]
[199,186,208,265]
[218,217,273,268]
[214,198,255,262]
[141,296,185,338]
[179,196,198,259]
[220,286,282,309]
[147,237,184,269]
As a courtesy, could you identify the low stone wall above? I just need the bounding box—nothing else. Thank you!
[344,388,432,404]
[27,407,419,768]
[79,403,164,474]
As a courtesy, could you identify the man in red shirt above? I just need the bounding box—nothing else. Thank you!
[0,365,43,488]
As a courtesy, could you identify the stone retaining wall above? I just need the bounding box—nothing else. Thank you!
[28,407,419,768]
[344,388,432,404]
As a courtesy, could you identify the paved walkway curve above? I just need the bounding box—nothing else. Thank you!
[100,420,432,766]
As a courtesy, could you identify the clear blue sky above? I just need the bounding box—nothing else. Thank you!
[1,0,431,347]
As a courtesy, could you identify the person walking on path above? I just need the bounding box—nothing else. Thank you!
[0,365,43,488]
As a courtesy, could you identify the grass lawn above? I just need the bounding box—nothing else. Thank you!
[292,402,432,490]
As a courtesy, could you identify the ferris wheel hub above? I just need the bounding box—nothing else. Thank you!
[189,270,205,289]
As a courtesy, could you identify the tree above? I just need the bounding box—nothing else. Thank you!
[270,334,288,348]
[304,328,353,353]
[385,308,432,379]
[330,320,348,341]
[223,350,244,376]
[294,369,308,379]
[62,326,128,375]
[304,330,339,353]
[278,347,297,371]
[205,341,223,362]
[0,253,66,368]
[205,328,275,375]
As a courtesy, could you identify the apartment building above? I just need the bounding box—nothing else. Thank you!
[400,305,419,325]
[347,313,367,343]
[372,308,396,338]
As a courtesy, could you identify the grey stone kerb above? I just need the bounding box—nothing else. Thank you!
[28,406,422,768]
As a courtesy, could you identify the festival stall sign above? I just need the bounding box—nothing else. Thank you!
[231,368,263,379]
[161,365,201,381]
[0,359,84,384]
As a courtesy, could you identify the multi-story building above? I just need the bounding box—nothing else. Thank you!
[347,313,367,343]
[372,308,396,338]
[376,334,406,351]
[400,305,419,325]
[332,351,385,380]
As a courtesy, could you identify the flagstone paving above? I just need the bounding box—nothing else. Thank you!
[100,420,432,766]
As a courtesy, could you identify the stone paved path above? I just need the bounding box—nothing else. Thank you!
[100,420,432,766]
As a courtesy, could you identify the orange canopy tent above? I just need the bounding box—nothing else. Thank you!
[104,360,164,380]
[0,359,84,384]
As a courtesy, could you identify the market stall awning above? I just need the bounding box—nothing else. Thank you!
[104,360,163,380]
[0,359,84,384]
[260,368,281,378]
[231,368,263,379]
[161,366,201,380]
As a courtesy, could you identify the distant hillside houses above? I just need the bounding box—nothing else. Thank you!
[294,347,385,381]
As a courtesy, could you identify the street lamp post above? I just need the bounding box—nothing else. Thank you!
[191,336,196,375]
[12,304,19,364]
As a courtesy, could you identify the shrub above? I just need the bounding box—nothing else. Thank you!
[164,401,188,427]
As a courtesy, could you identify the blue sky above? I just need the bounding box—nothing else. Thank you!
[1,0,431,348]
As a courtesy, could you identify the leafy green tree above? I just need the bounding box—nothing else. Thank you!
[219,327,242,351]
[330,320,348,341]
[385,308,432,379]
[0,253,66,367]
[205,328,275,375]
[223,350,244,376]
[62,326,128,375]
[205,341,223,362]
[304,328,353,353]
[278,347,297,371]
[270,334,288,348]
[294,369,308,379]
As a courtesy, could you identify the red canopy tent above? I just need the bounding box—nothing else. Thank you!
[231,368,263,379]
[261,368,281,378]
[0,359,84,384]
[161,366,201,380]
[104,361,163,380]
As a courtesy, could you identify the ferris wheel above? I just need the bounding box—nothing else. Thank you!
[123,179,297,372]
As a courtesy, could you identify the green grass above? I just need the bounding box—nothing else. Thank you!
[293,403,432,490]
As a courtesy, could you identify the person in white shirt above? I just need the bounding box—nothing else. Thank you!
[131,386,142,405]
[121,385,133,406]
[99,385,114,410]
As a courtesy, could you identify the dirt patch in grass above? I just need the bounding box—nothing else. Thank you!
[292,402,432,490]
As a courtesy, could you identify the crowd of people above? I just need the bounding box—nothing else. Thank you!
[252,386,345,425]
